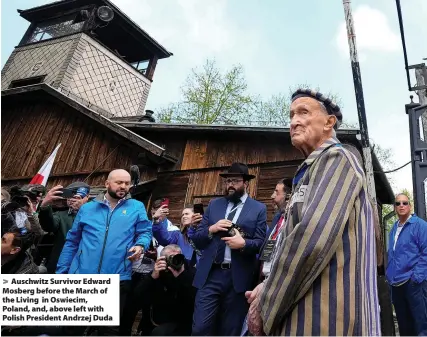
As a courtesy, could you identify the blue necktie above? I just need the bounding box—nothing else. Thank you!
[214,200,241,263]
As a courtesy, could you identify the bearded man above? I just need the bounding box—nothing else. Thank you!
[190,162,267,336]
[56,169,152,335]
[247,89,381,336]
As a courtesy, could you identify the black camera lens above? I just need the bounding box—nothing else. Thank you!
[167,253,185,270]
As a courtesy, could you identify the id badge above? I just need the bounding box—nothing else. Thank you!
[259,239,277,261]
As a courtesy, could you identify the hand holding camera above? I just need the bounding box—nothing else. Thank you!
[191,213,203,227]
[153,205,169,222]
[40,185,64,207]
[152,256,167,279]
[23,197,35,215]
[209,219,232,234]
[221,225,246,249]
[152,253,186,279]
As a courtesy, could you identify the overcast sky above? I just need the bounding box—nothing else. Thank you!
[2,0,426,195]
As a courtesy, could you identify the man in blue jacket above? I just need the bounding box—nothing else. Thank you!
[386,193,427,336]
[56,169,152,335]
[190,162,267,336]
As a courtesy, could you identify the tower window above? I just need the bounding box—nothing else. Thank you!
[131,60,149,75]
[9,75,46,88]
[26,14,84,44]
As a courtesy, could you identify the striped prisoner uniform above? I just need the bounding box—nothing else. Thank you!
[259,137,381,336]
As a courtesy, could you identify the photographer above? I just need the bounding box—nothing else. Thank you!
[2,186,44,237]
[146,244,196,336]
[1,226,39,274]
[38,182,90,273]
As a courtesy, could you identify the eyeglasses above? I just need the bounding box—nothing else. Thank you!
[225,178,244,185]
[395,201,409,206]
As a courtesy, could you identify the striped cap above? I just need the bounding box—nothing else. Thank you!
[291,88,343,129]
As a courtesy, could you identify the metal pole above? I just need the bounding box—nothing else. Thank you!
[395,0,412,92]
[342,0,378,207]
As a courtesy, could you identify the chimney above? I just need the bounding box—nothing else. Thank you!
[145,110,154,118]
[138,109,156,123]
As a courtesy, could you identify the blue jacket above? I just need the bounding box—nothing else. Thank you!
[152,218,199,264]
[191,196,267,293]
[386,214,427,285]
[56,194,152,281]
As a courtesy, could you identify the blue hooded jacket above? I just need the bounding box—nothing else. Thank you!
[56,194,152,280]
[153,218,200,264]
[386,214,427,285]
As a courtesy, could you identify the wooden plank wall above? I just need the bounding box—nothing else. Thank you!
[153,164,301,225]
[256,164,300,222]
[180,138,303,170]
[150,172,190,224]
[1,100,149,189]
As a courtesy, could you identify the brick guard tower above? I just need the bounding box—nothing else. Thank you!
[1,0,173,118]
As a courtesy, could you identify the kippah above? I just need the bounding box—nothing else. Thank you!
[291,88,343,129]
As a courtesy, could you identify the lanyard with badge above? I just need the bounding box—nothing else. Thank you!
[259,216,284,261]
[259,165,309,262]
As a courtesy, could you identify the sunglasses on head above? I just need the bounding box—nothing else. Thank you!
[395,201,409,206]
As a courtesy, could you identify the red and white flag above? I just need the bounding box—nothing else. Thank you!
[29,144,61,186]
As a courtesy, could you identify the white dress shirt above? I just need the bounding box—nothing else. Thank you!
[393,215,412,251]
[223,193,248,263]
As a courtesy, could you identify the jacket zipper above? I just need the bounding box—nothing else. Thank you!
[97,204,120,273]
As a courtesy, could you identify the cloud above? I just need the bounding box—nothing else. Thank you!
[335,5,400,60]
[109,0,267,107]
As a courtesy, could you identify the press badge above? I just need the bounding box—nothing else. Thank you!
[259,239,277,261]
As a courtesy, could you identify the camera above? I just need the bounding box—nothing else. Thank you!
[10,184,46,203]
[165,253,185,271]
[226,223,244,237]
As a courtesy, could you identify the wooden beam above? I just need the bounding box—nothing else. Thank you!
[146,55,158,81]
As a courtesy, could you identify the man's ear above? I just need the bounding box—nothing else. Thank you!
[11,246,21,255]
[324,115,337,131]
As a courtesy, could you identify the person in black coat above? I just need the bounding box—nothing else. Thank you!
[145,244,197,336]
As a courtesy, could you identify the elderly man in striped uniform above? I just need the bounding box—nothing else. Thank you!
[246,88,381,336]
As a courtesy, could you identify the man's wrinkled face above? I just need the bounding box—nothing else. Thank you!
[106,175,131,200]
[271,183,287,211]
[395,195,411,217]
[181,208,194,227]
[1,233,19,256]
[290,97,333,153]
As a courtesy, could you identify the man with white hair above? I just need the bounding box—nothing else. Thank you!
[247,88,381,336]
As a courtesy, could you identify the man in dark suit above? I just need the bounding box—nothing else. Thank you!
[190,163,267,336]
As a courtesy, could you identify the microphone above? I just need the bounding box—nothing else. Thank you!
[130,165,140,195]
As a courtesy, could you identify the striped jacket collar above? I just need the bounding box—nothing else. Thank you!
[303,136,341,167]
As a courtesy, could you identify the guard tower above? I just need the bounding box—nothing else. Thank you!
[1,0,173,118]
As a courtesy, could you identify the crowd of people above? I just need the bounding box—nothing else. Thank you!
[1,88,426,336]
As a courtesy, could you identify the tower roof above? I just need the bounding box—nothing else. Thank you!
[18,0,173,62]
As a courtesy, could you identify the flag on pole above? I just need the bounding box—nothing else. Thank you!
[29,144,62,186]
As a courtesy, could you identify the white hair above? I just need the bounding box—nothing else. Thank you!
[160,244,182,256]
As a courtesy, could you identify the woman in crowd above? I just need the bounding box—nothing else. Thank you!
[152,205,203,266]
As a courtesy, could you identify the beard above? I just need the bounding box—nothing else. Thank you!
[107,188,127,200]
[225,185,245,204]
